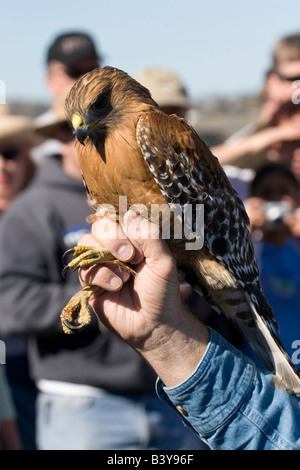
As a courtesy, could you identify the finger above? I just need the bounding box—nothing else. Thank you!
[91,217,143,264]
[78,230,143,264]
[79,263,130,291]
[76,233,131,288]
[77,233,100,247]
[123,210,175,277]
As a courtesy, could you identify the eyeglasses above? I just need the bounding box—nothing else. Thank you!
[0,148,21,161]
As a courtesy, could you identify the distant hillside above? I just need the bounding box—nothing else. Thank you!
[8,94,261,146]
[9,101,48,118]
[188,94,261,146]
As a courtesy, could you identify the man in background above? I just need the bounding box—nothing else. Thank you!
[34,31,102,161]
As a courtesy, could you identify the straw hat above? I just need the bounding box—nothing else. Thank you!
[0,104,41,146]
[135,68,190,109]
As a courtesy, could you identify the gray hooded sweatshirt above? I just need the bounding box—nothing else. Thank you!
[0,156,156,393]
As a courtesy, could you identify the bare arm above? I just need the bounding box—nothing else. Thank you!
[212,115,300,165]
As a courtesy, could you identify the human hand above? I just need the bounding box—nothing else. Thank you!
[78,210,209,386]
[244,197,268,234]
[290,149,300,182]
[275,114,300,143]
[284,208,300,239]
[245,196,299,244]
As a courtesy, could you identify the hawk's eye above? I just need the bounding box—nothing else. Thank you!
[92,94,108,110]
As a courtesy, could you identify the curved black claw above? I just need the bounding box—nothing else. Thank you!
[62,248,76,278]
[62,247,75,263]
[62,263,79,279]
[62,319,88,334]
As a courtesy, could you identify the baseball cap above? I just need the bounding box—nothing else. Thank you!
[135,68,190,109]
[46,32,101,69]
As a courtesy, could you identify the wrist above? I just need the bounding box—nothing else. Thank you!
[138,307,210,387]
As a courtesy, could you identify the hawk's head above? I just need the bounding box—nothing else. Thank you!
[65,66,158,145]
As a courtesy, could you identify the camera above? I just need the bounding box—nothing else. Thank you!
[263,201,291,227]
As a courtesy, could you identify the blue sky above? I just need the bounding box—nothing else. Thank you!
[2,0,300,104]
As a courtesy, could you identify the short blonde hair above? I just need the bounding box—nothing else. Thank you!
[272,33,300,71]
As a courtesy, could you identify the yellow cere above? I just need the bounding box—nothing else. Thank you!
[72,114,84,128]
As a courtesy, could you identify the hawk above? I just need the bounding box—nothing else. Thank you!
[61,66,300,395]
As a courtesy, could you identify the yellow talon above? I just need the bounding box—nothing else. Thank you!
[61,246,136,334]
[61,285,99,334]
[62,246,116,277]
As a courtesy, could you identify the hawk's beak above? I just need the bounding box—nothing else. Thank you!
[72,114,89,146]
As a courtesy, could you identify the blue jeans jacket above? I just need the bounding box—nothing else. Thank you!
[157,328,300,450]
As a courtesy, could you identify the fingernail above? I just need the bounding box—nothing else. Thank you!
[109,275,122,289]
[117,243,134,261]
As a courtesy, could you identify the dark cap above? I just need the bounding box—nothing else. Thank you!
[46,32,101,67]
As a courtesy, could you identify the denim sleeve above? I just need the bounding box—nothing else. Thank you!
[156,328,300,450]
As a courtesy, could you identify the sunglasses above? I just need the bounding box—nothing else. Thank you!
[0,147,21,160]
[56,124,75,143]
[275,72,300,82]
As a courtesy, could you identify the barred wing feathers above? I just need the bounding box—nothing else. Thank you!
[136,110,300,395]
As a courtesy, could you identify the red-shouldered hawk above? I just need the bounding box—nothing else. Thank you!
[61,66,300,395]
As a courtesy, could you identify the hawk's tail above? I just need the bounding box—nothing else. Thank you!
[246,295,300,396]
[185,269,300,395]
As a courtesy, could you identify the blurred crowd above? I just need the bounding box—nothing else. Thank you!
[0,29,300,450]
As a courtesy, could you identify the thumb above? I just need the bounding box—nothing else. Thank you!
[123,210,175,274]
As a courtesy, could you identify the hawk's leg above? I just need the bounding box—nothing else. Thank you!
[61,284,99,334]
[61,246,135,334]
[62,245,118,277]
